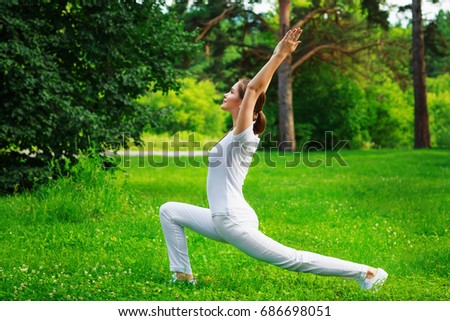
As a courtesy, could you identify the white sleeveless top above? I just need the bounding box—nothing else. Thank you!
[207,124,260,214]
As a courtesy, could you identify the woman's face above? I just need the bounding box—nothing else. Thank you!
[221,81,242,112]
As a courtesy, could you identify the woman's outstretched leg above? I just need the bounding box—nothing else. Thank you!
[212,212,387,289]
[159,202,225,279]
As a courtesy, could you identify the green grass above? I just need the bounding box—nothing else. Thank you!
[1,149,449,300]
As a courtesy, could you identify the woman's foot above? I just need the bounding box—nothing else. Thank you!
[169,272,197,285]
[358,268,388,291]
[176,272,195,281]
[365,267,378,279]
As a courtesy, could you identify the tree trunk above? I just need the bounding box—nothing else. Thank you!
[412,0,431,148]
[277,0,296,151]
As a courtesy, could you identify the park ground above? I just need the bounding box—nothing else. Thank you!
[1,149,449,300]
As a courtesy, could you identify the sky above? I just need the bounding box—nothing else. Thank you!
[250,0,450,24]
[385,0,450,25]
[160,0,449,25]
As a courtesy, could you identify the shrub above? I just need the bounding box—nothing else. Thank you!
[2,151,129,225]
[427,73,450,148]
[137,78,227,136]
[0,1,197,192]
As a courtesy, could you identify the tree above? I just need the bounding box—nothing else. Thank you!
[275,0,387,151]
[0,0,197,192]
[167,1,393,150]
[424,10,450,77]
[412,0,431,148]
[277,0,296,151]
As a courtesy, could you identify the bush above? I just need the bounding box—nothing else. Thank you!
[137,78,227,136]
[1,151,130,225]
[427,73,450,148]
[364,79,413,149]
[0,1,197,193]
[294,64,370,149]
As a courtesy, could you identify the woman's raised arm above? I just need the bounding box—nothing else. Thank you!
[234,28,302,135]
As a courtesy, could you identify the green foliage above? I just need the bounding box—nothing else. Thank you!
[425,10,450,77]
[364,78,413,149]
[288,1,416,150]
[375,26,412,91]
[0,0,197,193]
[294,63,370,149]
[167,0,275,91]
[427,73,450,148]
[292,59,417,150]
[161,1,445,152]
[137,78,227,136]
[361,0,389,30]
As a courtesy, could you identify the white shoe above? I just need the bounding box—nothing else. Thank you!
[357,268,388,291]
[169,273,197,285]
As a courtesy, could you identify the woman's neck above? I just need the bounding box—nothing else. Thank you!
[231,109,239,129]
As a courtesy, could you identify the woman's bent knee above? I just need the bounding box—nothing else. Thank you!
[159,202,177,220]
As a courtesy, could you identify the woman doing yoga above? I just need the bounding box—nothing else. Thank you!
[159,28,388,290]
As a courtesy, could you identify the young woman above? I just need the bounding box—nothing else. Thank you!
[159,28,388,290]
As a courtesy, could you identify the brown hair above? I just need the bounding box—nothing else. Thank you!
[237,78,266,135]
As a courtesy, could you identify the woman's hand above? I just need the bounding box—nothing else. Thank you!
[234,28,303,136]
[273,28,303,58]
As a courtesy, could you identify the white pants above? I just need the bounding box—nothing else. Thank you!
[159,201,368,281]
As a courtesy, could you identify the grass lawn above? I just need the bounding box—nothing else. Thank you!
[1,149,449,301]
